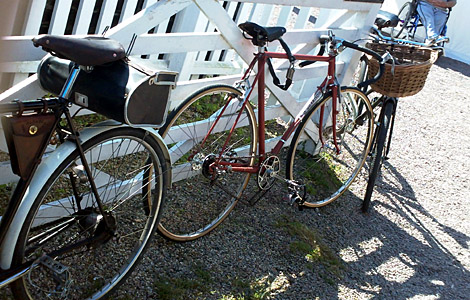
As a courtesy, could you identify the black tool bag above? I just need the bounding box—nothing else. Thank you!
[37,56,177,127]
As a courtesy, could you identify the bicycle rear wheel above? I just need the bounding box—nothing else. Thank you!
[157,85,257,241]
[362,100,395,213]
[391,1,412,39]
[11,127,167,299]
[286,87,374,207]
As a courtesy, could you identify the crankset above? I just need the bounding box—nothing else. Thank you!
[257,155,281,190]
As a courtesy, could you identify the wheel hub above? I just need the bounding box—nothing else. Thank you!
[202,154,218,180]
[75,208,117,247]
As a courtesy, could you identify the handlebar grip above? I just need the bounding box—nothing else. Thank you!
[341,40,385,88]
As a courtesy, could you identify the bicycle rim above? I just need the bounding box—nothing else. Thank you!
[11,127,166,299]
[287,88,374,207]
[363,100,394,212]
[392,2,412,39]
[157,85,257,241]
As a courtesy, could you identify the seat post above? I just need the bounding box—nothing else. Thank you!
[59,63,81,100]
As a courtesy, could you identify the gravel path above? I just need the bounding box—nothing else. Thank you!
[1,57,469,300]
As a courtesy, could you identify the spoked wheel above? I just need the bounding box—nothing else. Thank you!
[362,100,395,213]
[157,85,257,241]
[391,1,413,39]
[11,127,167,299]
[286,87,374,207]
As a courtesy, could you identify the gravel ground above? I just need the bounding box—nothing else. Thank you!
[111,56,470,299]
[1,57,469,300]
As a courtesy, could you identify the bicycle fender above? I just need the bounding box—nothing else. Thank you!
[0,121,170,269]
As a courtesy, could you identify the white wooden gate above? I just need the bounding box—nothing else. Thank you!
[0,0,382,184]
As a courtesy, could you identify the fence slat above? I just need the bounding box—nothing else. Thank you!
[73,0,97,34]
[22,0,48,35]
[120,0,140,22]
[49,0,74,34]
[97,0,119,34]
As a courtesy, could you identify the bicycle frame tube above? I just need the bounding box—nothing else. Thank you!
[266,51,340,154]
[208,48,339,175]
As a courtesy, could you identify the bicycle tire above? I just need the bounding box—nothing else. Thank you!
[391,2,412,39]
[157,84,257,242]
[362,100,394,213]
[10,127,167,299]
[286,87,374,207]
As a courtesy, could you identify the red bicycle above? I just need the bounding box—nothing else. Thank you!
[157,22,385,241]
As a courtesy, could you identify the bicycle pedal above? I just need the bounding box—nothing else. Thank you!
[39,255,69,275]
[32,255,72,297]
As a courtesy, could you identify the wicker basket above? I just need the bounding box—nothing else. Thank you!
[366,43,438,97]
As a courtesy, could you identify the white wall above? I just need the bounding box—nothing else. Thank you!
[381,0,470,65]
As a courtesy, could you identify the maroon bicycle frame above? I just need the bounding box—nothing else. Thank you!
[201,47,341,176]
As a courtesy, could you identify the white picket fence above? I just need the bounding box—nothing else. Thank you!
[0,0,382,184]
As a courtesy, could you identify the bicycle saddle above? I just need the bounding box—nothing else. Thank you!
[32,35,126,66]
[238,22,286,46]
[375,10,399,29]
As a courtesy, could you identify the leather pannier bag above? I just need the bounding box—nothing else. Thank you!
[37,56,177,127]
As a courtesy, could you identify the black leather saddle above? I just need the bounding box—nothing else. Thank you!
[238,22,286,46]
[375,10,399,29]
[32,35,126,66]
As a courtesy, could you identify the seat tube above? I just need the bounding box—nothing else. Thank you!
[258,46,266,160]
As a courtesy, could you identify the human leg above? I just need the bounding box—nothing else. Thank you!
[417,1,439,40]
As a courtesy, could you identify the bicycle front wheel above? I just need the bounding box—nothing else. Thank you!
[11,127,167,299]
[286,87,374,207]
[362,100,395,213]
[158,85,257,241]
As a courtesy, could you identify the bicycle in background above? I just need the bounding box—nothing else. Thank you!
[386,0,451,44]
[0,35,174,299]
[358,13,440,212]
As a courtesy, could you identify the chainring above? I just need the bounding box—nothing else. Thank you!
[257,155,281,190]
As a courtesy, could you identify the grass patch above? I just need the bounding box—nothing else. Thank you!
[298,149,343,196]
[276,216,344,280]
[220,276,271,300]
[153,264,212,300]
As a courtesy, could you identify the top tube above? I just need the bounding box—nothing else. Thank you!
[372,26,448,47]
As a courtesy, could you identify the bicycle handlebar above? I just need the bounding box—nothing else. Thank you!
[298,44,325,67]
[340,40,386,89]
[298,34,385,88]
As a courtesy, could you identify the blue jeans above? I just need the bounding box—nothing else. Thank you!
[417,1,449,40]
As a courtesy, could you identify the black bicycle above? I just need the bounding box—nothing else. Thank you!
[358,13,440,213]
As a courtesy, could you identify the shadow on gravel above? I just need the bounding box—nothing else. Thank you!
[435,57,470,77]
[112,163,469,300]
[341,161,470,300]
